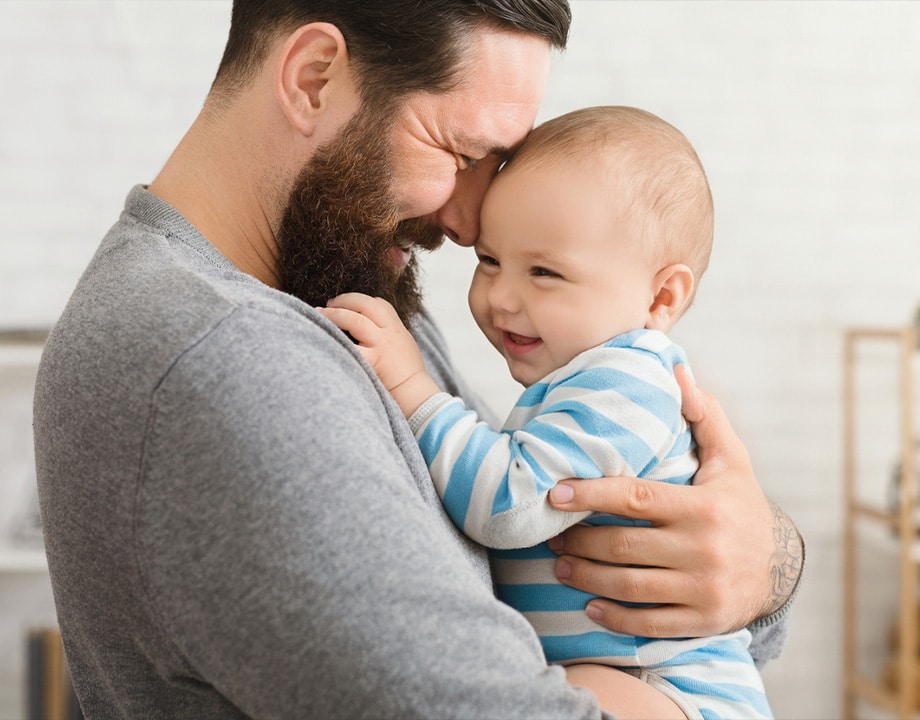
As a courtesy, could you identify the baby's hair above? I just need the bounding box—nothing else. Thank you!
[507,106,714,285]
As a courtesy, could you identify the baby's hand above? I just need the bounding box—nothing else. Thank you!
[321,293,419,389]
[321,293,440,417]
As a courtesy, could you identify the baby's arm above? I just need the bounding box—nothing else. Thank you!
[408,338,694,549]
[323,301,687,551]
[321,293,441,418]
[322,294,588,547]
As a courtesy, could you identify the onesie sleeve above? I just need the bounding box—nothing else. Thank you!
[409,344,694,549]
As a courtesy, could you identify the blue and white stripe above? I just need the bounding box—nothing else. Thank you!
[410,329,771,718]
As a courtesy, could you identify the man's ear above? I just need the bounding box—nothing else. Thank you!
[646,264,695,332]
[275,23,353,138]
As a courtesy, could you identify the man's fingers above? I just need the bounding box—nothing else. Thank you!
[551,519,693,569]
[581,598,715,639]
[556,557,688,602]
[674,370,738,467]
[674,364,702,423]
[549,476,694,525]
[554,558,730,638]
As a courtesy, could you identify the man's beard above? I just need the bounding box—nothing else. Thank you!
[276,105,444,326]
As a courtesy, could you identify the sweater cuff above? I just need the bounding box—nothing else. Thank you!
[407,392,457,437]
[749,533,805,630]
[746,533,805,667]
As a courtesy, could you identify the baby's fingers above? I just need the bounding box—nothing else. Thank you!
[318,305,381,346]
[326,293,401,327]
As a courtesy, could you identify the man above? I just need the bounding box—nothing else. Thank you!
[33,2,802,718]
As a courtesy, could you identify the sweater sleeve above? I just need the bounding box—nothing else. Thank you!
[409,345,693,549]
[134,309,607,720]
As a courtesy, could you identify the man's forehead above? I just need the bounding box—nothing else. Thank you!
[447,29,550,132]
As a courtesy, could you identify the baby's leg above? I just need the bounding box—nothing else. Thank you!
[565,663,687,720]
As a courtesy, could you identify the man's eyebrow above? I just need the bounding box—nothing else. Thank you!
[456,135,517,160]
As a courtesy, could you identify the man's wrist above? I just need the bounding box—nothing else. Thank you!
[757,499,805,620]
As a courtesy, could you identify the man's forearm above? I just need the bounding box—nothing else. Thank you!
[760,499,805,619]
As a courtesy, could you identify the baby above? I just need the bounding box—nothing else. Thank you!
[322,106,772,719]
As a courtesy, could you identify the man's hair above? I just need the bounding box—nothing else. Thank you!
[509,106,714,283]
[211,0,570,108]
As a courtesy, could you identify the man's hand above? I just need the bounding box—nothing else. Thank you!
[547,366,803,638]
[320,294,441,418]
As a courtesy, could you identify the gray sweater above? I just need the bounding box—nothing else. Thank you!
[33,186,786,719]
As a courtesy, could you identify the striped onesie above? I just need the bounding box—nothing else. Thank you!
[409,329,772,719]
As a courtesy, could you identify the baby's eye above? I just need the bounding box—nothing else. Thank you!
[531,266,561,279]
[476,253,499,267]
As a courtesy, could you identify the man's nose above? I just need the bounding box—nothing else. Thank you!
[436,163,494,247]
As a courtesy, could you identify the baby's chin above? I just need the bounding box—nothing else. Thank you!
[506,361,544,388]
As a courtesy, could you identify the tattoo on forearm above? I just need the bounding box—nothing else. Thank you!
[764,499,804,616]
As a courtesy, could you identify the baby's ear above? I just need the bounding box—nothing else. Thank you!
[646,264,695,332]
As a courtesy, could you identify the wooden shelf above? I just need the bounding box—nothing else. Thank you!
[854,513,920,564]
[849,673,906,717]
[843,326,919,719]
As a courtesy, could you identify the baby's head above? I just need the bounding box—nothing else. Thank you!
[471,106,714,386]
[510,106,713,290]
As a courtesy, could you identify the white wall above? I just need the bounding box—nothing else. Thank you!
[1,2,919,717]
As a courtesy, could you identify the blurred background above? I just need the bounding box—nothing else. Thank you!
[1,1,919,718]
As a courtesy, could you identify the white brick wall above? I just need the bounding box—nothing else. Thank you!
[0,0,229,325]
[2,1,919,717]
